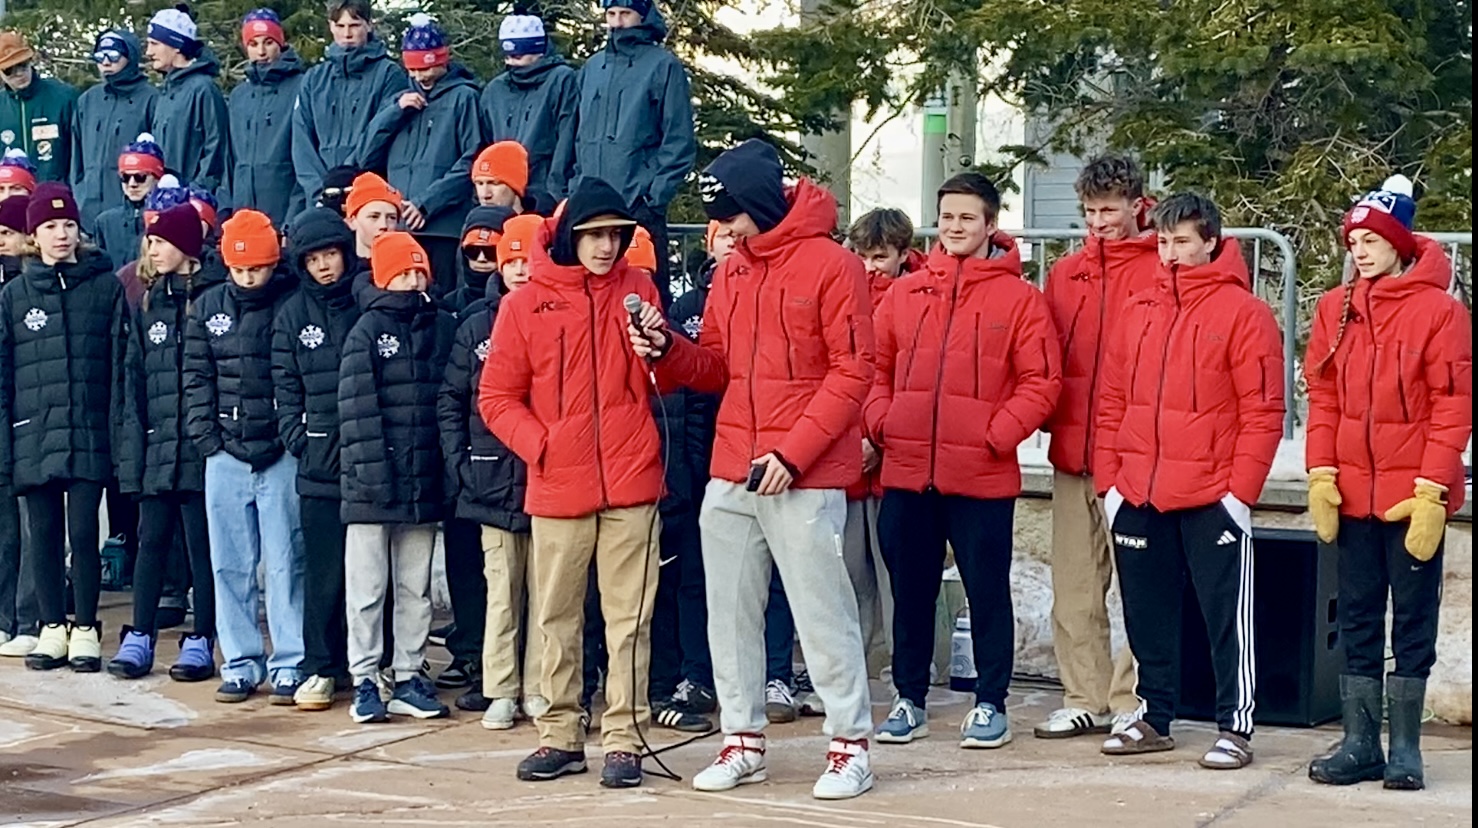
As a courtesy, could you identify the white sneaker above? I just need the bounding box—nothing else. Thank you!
[481,697,518,730]
[295,675,336,711]
[812,738,874,800]
[522,694,551,720]
[1111,710,1140,736]
[1032,707,1112,739]
[692,733,767,792]
[1,633,40,657]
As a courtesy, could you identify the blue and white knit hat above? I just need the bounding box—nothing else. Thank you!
[148,5,201,56]
[144,175,191,222]
[499,15,547,57]
[401,13,449,68]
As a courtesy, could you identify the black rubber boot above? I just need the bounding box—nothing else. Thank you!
[1383,675,1427,790]
[1309,675,1385,785]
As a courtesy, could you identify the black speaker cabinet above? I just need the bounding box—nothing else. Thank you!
[1176,527,1343,727]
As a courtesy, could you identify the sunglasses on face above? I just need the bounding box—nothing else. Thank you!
[1,63,30,77]
[464,245,496,261]
[120,173,153,185]
[92,50,124,64]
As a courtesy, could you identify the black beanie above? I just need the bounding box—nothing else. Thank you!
[552,178,636,267]
[288,207,354,272]
[700,138,787,234]
[459,205,516,294]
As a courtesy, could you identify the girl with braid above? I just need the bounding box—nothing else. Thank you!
[1305,175,1472,792]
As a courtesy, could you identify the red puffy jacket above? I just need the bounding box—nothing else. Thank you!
[864,237,1062,499]
[1093,241,1284,510]
[656,179,875,489]
[479,220,665,518]
[846,257,921,500]
[1305,236,1473,517]
[1042,232,1160,475]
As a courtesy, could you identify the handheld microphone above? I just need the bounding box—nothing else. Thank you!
[624,293,660,386]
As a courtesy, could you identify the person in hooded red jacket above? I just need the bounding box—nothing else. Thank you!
[1036,155,1156,739]
[478,177,664,789]
[1304,177,1472,792]
[1093,193,1284,770]
[864,172,1061,750]
[630,138,878,800]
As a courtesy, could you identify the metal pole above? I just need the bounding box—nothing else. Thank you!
[921,92,946,227]
[800,0,852,225]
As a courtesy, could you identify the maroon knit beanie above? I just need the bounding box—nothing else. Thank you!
[146,203,205,260]
[25,182,80,234]
[0,194,27,233]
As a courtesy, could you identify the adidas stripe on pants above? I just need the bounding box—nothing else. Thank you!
[1111,501,1256,738]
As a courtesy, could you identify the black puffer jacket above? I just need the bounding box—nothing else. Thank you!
[273,214,362,499]
[118,258,227,495]
[438,287,529,532]
[0,249,127,492]
[338,289,455,524]
[658,259,720,513]
[184,269,297,469]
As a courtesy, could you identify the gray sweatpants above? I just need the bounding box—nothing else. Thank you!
[700,480,872,740]
[345,523,436,685]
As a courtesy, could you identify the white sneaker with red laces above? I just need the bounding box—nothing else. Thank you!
[693,733,767,792]
[812,738,875,800]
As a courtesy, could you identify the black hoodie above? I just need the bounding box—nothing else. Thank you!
[183,267,297,469]
[0,249,128,492]
[657,257,719,512]
[442,205,515,315]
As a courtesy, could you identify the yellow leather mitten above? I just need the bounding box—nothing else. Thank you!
[1384,480,1448,562]
[1307,467,1342,543]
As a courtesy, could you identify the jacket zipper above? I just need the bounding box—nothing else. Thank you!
[1190,325,1200,412]
[778,288,795,379]
[972,312,981,399]
[583,282,610,508]
[556,330,566,417]
[1362,290,1378,515]
[1084,246,1108,470]
[902,312,927,386]
[747,262,767,460]
[928,263,962,482]
[1396,345,1410,422]
[1145,268,1182,503]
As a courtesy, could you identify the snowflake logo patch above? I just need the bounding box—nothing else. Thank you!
[376,333,400,358]
[148,321,168,344]
[474,337,490,362]
[299,325,325,350]
[23,308,47,331]
[206,313,233,337]
[682,314,703,339]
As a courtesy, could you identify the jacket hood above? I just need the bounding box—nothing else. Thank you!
[738,179,839,261]
[163,49,222,87]
[156,253,227,300]
[533,217,637,291]
[924,233,1023,283]
[326,34,390,76]
[608,6,668,53]
[458,206,516,297]
[364,286,438,316]
[246,47,305,85]
[506,53,568,88]
[1366,235,1454,299]
[288,207,356,272]
[1156,238,1252,298]
[22,248,115,288]
[103,32,149,90]
[423,63,479,100]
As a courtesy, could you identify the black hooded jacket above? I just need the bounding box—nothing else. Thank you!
[184,268,297,469]
[273,210,362,499]
[0,249,128,492]
[441,205,514,316]
[658,257,719,512]
[117,256,227,495]
[338,289,455,525]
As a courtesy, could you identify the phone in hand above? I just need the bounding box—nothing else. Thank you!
[746,462,766,493]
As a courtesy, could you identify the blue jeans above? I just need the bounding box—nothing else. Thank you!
[205,452,306,686]
[764,569,795,685]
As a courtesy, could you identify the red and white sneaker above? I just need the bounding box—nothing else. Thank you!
[692,733,767,792]
[812,737,875,800]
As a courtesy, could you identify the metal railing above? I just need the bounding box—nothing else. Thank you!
[1417,232,1473,306]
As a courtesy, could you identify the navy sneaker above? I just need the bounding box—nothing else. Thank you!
[106,627,155,680]
[600,751,643,788]
[169,634,215,683]
[215,678,256,704]
[269,677,303,706]
[435,659,476,689]
[388,675,449,719]
[351,679,390,724]
[456,688,492,712]
[517,747,588,781]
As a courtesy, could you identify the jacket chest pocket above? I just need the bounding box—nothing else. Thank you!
[778,290,825,379]
[1189,325,1232,411]
[963,312,1011,399]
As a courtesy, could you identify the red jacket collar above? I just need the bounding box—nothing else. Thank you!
[735,178,838,262]
[924,232,1023,283]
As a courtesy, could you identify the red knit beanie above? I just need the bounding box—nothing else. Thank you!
[147,203,205,260]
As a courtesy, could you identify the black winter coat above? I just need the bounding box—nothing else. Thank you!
[183,270,296,469]
[0,249,127,492]
[659,262,719,513]
[272,266,361,499]
[118,260,226,495]
[338,290,455,524]
[437,290,529,532]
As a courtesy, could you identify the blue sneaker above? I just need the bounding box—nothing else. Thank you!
[169,634,215,683]
[106,627,155,679]
[270,677,303,706]
[215,678,257,704]
[388,675,450,719]
[351,679,390,724]
[875,698,929,744]
[960,702,1012,749]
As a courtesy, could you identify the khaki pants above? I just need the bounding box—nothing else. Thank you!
[530,505,659,754]
[480,526,542,701]
[1051,471,1140,714]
